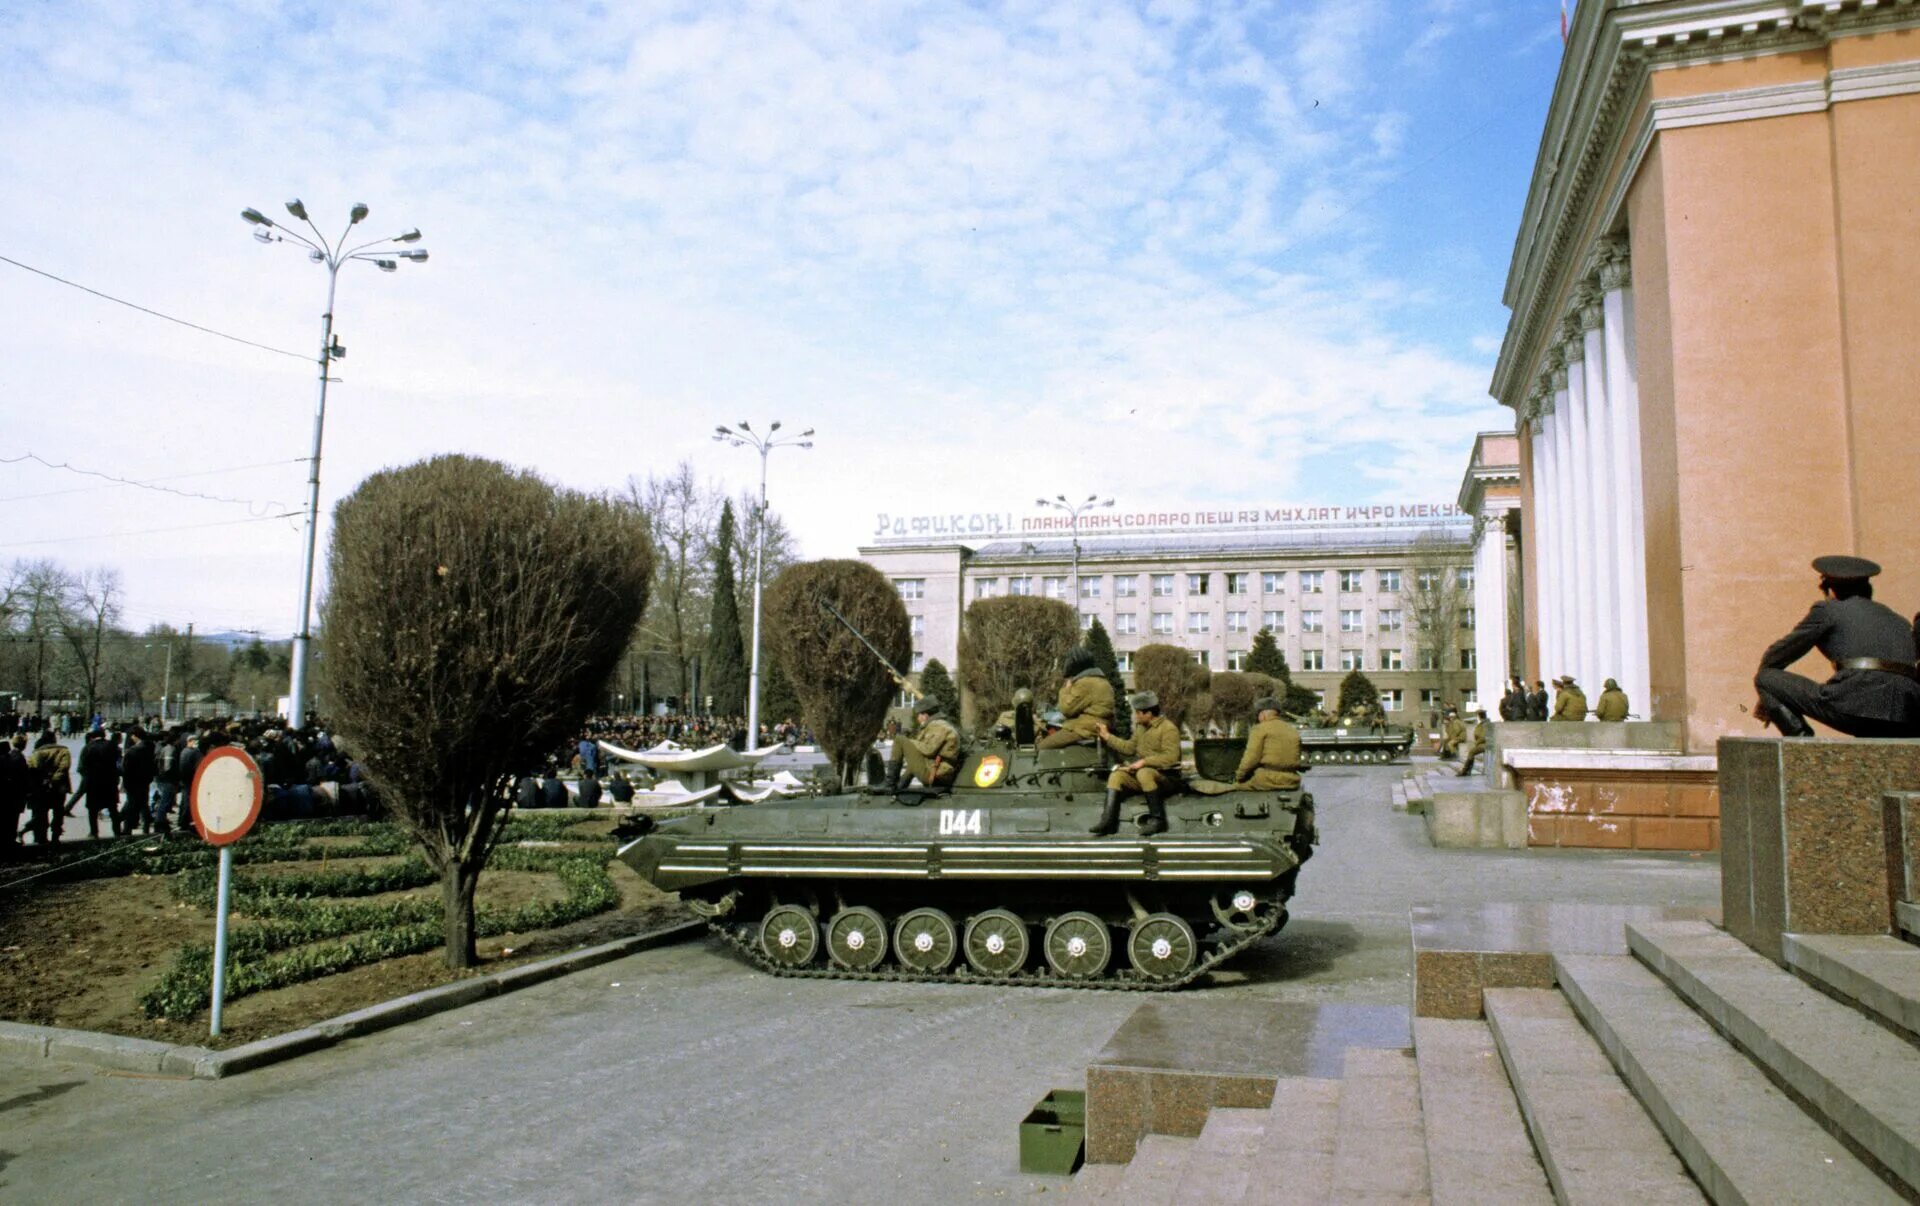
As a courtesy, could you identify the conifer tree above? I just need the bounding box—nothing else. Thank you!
[1245,627,1290,681]
[918,657,962,721]
[704,501,748,717]
[1083,617,1131,737]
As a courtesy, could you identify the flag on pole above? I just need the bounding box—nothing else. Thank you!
[1561,0,1570,44]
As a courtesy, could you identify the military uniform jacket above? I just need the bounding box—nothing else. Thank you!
[1761,595,1920,723]
[1594,689,1629,722]
[908,718,960,765]
[1235,718,1302,782]
[1055,670,1115,739]
[28,744,71,793]
[1551,688,1588,721]
[1103,715,1181,770]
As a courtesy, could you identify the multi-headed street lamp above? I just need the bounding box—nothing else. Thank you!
[241,199,427,730]
[1036,493,1115,606]
[714,420,814,746]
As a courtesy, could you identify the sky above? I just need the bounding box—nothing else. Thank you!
[0,0,1567,637]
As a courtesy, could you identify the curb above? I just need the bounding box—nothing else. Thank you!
[1,919,707,1081]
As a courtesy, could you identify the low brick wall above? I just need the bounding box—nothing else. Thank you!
[1517,766,1719,850]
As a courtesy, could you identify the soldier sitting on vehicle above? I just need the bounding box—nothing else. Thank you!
[1235,698,1303,791]
[1092,691,1182,837]
[888,697,959,793]
[1036,646,1115,749]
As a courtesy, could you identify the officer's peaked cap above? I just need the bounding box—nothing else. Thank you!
[1812,555,1881,581]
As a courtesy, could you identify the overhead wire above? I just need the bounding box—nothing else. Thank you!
[0,511,304,551]
[0,452,300,508]
[0,253,311,362]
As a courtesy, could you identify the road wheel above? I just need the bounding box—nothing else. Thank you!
[759,903,819,967]
[1043,911,1112,979]
[964,908,1030,977]
[893,907,958,974]
[1128,913,1198,980]
[825,905,889,971]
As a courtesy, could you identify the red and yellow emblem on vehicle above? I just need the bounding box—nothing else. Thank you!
[972,754,1006,787]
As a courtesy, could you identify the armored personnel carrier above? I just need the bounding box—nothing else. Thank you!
[1298,724,1416,764]
[617,738,1314,989]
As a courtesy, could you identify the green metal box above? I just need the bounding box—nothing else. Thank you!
[1019,1089,1086,1175]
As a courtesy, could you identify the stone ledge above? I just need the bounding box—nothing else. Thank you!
[1504,749,1716,773]
[0,919,706,1080]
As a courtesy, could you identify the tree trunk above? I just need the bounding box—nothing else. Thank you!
[442,859,481,969]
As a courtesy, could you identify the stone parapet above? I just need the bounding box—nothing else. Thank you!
[1719,738,1920,964]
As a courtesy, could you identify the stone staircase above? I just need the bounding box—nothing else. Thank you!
[1070,916,1920,1203]
[1394,767,1526,850]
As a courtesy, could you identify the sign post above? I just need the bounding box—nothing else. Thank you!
[189,746,264,1037]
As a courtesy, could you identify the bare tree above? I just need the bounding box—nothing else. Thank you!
[56,567,120,721]
[1407,528,1472,715]
[1206,671,1280,735]
[955,596,1078,728]
[2,560,75,715]
[322,455,653,968]
[625,460,719,707]
[763,559,910,786]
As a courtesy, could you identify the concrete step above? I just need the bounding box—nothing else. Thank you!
[1170,1108,1265,1204]
[1629,920,1920,1191]
[1331,1047,1431,1202]
[1116,1133,1196,1204]
[1899,900,1919,941]
[1245,1076,1341,1203]
[1411,1017,1553,1204]
[1555,953,1899,1204]
[1069,1160,1129,1198]
[1783,932,1920,1044]
[1482,988,1704,1204]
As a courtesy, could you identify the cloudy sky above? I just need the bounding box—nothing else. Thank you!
[0,0,1565,636]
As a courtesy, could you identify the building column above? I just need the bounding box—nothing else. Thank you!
[1600,241,1650,718]
[1558,332,1596,693]
[1473,505,1513,710]
[1526,389,1557,690]
[1579,288,1619,693]
[1549,358,1577,684]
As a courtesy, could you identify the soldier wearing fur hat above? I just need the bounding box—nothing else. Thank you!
[1594,679,1630,722]
[1754,555,1920,738]
[1234,697,1303,791]
[1550,677,1587,722]
[1036,645,1115,749]
[1092,691,1181,836]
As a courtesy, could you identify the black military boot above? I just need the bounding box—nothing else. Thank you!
[1137,791,1169,837]
[1758,696,1814,737]
[883,757,904,793]
[1089,790,1121,836]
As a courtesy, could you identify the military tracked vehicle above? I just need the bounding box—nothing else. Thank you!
[1297,724,1416,764]
[617,738,1314,989]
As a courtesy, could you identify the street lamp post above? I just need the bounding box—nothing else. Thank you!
[241,199,427,730]
[714,421,813,747]
[1036,494,1115,608]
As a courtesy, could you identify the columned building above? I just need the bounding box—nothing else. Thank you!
[1457,433,1523,713]
[859,504,1475,724]
[1491,0,1920,752]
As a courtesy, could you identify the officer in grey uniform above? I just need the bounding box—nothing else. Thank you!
[1754,555,1920,738]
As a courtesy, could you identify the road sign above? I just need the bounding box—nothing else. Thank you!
[190,746,263,847]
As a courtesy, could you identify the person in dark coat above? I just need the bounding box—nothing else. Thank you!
[538,767,568,809]
[1756,556,1920,737]
[75,729,122,838]
[120,728,157,834]
[1525,680,1549,721]
[608,770,636,804]
[576,769,603,808]
[1,733,28,851]
[514,774,539,811]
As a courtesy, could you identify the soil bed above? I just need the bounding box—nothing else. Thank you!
[0,826,692,1049]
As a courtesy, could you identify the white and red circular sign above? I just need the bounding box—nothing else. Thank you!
[190,746,264,846]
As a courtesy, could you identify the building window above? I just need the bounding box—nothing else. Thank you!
[910,615,925,638]
[911,651,927,671]
[1079,576,1102,599]
[974,578,998,599]
[1379,569,1401,593]
[1461,648,1477,670]
[1115,613,1139,635]
[1299,649,1324,671]
[1380,649,1403,671]
[1340,649,1365,671]
[1463,691,1479,712]
[1339,609,1363,633]
[1227,650,1248,670]
[1226,572,1249,595]
[1186,612,1211,634]
[1421,688,1440,712]
[1301,610,1324,633]
[1079,612,1096,631]
[1010,576,1033,596]
[1381,688,1402,711]
[1114,574,1139,597]
[1461,607,1476,630]
[1194,650,1211,668]
[1417,569,1441,592]
[1419,651,1438,671]
[1299,571,1324,594]
[1227,611,1249,633]
[1262,610,1285,633]
[894,578,925,600]
[1151,612,1174,635]
[1152,574,1175,597]
[1458,567,1475,591]
[1187,573,1210,596]
[1042,576,1068,599]
[1262,571,1285,593]
[1378,608,1402,631]
[1338,569,1362,593]
[1116,651,1132,672]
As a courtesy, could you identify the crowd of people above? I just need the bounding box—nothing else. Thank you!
[1,715,373,853]
[556,712,814,774]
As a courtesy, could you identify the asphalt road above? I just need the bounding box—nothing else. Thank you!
[0,760,1720,1203]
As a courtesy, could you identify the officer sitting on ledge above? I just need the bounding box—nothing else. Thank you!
[1754,555,1920,738]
